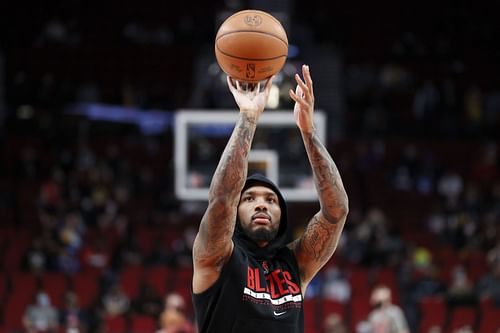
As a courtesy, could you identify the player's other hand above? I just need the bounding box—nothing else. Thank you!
[290,65,315,134]
[227,76,274,119]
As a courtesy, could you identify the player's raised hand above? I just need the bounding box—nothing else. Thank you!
[227,76,274,119]
[289,65,315,134]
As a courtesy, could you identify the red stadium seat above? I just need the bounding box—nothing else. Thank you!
[446,306,477,333]
[419,296,446,333]
[41,272,69,308]
[144,266,170,297]
[130,314,157,333]
[0,273,6,303]
[171,267,194,317]
[349,296,371,333]
[3,292,33,332]
[119,265,144,300]
[71,271,100,309]
[3,237,30,271]
[466,250,487,283]
[9,272,38,301]
[303,298,318,333]
[104,315,128,333]
[479,296,495,312]
[136,226,156,256]
[477,308,500,333]
[348,267,371,299]
[321,299,346,319]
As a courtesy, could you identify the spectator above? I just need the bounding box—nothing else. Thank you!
[413,80,440,132]
[112,234,143,269]
[368,285,409,333]
[132,284,163,317]
[487,241,500,267]
[57,248,80,274]
[437,170,463,208]
[427,326,443,333]
[470,143,498,188]
[80,236,111,272]
[412,247,433,274]
[477,259,500,306]
[170,227,196,268]
[446,265,477,307]
[323,266,351,303]
[323,313,348,333]
[102,284,130,317]
[58,211,86,252]
[410,264,445,300]
[38,168,63,213]
[145,237,172,266]
[304,274,323,299]
[392,145,420,191]
[23,291,59,333]
[157,293,195,333]
[23,236,49,273]
[59,291,89,333]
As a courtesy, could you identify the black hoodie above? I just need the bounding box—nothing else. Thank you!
[193,174,304,333]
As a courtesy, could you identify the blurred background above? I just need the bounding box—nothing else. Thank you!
[0,0,499,332]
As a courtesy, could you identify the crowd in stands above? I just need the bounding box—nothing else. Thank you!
[0,112,498,332]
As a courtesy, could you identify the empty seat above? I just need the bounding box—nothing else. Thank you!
[447,306,477,333]
[477,308,500,333]
[0,273,6,303]
[9,272,38,300]
[419,296,446,333]
[3,237,30,271]
[348,267,371,299]
[103,315,128,333]
[144,266,170,296]
[71,271,100,309]
[3,292,33,332]
[303,298,318,333]
[130,314,157,333]
[349,296,371,333]
[466,250,487,283]
[41,272,69,308]
[119,265,144,300]
[321,299,346,319]
[135,227,156,256]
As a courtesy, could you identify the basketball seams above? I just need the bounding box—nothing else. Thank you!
[216,30,288,49]
[215,44,287,61]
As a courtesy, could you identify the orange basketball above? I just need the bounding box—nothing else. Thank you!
[215,9,288,83]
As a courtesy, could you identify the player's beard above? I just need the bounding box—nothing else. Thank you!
[241,222,279,243]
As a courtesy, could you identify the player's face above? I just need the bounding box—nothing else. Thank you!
[238,186,281,244]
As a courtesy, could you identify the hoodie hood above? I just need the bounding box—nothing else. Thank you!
[233,173,288,260]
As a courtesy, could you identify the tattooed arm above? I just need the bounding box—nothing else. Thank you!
[192,77,274,293]
[287,65,349,292]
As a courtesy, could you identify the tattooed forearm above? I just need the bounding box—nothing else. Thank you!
[293,214,345,283]
[195,113,258,261]
[298,216,336,263]
[302,130,348,223]
[291,130,348,285]
[209,113,257,201]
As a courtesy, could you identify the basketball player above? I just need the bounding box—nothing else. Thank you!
[192,65,349,332]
